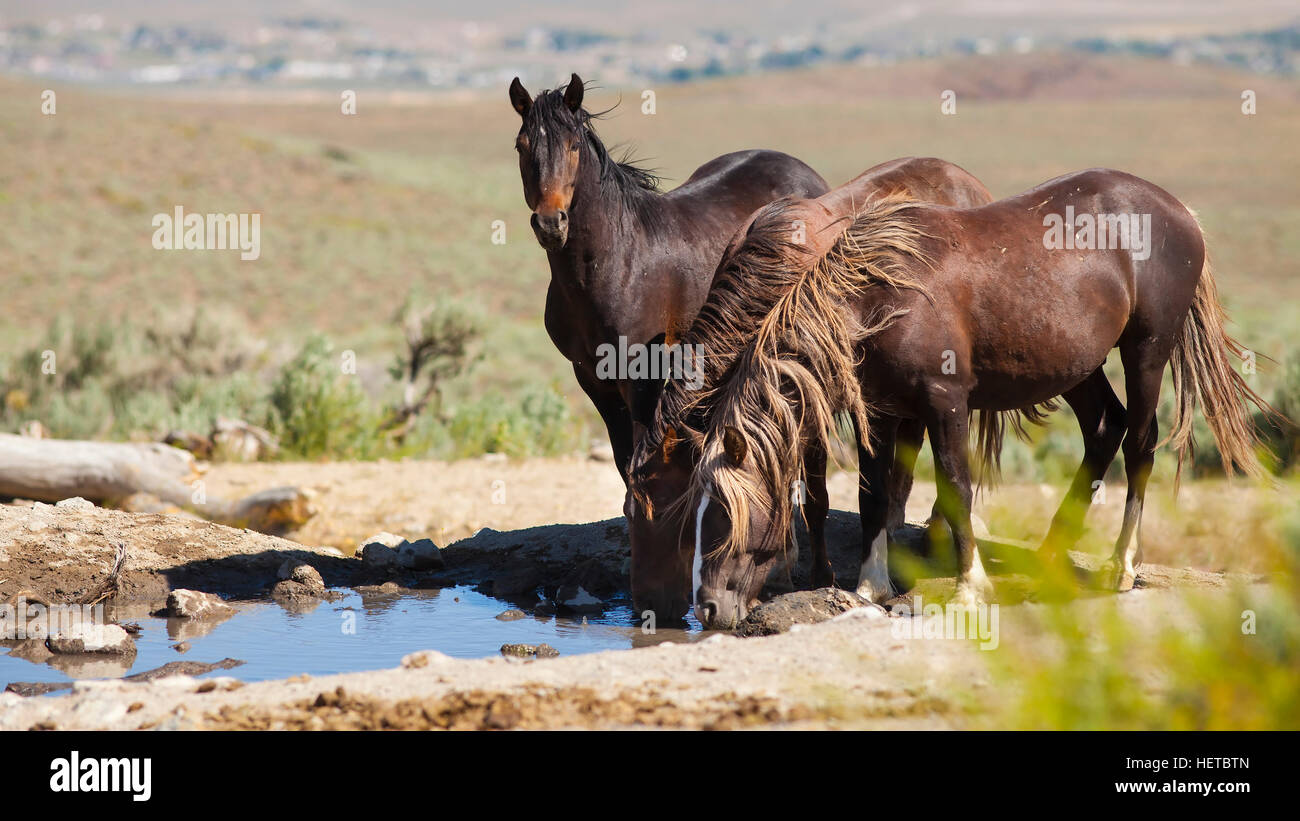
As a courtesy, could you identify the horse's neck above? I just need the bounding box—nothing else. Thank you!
[550,167,666,321]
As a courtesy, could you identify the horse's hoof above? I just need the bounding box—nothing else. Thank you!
[1103,560,1137,592]
[854,582,892,605]
[951,584,986,609]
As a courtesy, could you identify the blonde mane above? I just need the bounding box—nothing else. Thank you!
[642,194,934,555]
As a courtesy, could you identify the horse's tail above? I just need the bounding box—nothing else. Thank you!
[972,402,1060,488]
[1164,253,1281,484]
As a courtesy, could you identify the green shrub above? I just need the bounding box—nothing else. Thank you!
[265,335,377,460]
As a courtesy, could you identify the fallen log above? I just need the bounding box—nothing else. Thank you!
[0,434,313,535]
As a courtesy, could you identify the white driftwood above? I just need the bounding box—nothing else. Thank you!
[0,433,197,504]
[0,434,312,534]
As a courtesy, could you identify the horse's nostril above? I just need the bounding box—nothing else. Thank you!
[697,599,719,626]
[530,213,541,232]
[557,210,568,226]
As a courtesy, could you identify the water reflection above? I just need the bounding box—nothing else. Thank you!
[2,585,703,689]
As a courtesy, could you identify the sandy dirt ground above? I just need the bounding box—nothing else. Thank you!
[0,457,1289,729]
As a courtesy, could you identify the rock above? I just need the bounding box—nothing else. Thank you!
[355,581,403,598]
[500,643,559,659]
[6,681,72,697]
[276,561,325,589]
[271,578,338,611]
[402,649,453,669]
[483,563,545,601]
[396,538,444,571]
[359,543,399,568]
[588,441,615,462]
[47,622,135,655]
[211,416,279,462]
[8,637,54,663]
[561,557,621,598]
[553,557,619,614]
[360,531,404,550]
[271,559,336,610]
[166,589,232,620]
[54,496,95,511]
[495,608,527,621]
[735,588,879,637]
[123,658,244,683]
[555,584,604,615]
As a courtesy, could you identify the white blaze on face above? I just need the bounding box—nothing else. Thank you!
[692,492,710,610]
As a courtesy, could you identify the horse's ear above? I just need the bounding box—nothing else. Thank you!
[722,426,748,467]
[563,73,584,112]
[661,426,681,464]
[509,77,531,117]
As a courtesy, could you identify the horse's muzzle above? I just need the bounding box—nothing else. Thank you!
[694,591,748,630]
[531,210,568,251]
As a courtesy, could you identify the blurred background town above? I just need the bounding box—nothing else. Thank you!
[5,1,1300,92]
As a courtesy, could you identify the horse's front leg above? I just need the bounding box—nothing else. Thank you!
[924,401,993,607]
[854,417,898,603]
[574,365,634,484]
[803,442,834,588]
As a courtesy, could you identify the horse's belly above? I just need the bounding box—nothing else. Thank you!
[967,330,1118,411]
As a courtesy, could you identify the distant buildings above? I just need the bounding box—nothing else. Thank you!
[2,15,1297,90]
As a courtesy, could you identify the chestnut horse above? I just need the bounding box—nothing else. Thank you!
[650,168,1279,629]
[626,157,995,622]
[508,74,828,480]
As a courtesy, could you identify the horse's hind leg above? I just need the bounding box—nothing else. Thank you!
[1040,368,1127,564]
[887,418,924,532]
[854,416,898,603]
[804,443,834,588]
[923,399,992,606]
[1111,346,1166,591]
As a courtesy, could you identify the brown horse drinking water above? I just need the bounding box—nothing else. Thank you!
[626,157,995,622]
[508,74,828,480]
[644,167,1280,629]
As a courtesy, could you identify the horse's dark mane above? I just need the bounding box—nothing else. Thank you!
[526,85,662,197]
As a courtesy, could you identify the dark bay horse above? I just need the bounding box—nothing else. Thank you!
[626,157,995,622]
[508,74,828,480]
[655,168,1279,629]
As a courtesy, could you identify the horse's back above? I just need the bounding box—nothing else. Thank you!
[716,157,997,280]
[888,168,1206,409]
[668,149,828,204]
[840,157,994,209]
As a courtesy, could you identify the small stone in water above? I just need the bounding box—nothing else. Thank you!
[499,643,559,659]
[495,609,526,621]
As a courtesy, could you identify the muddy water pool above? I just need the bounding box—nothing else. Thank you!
[2,585,704,691]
